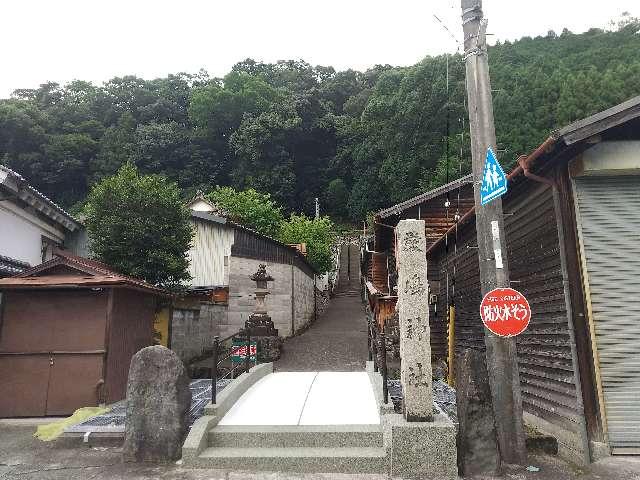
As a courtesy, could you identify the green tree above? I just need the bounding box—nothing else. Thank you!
[207,186,284,236]
[323,178,349,219]
[84,163,192,289]
[278,214,335,273]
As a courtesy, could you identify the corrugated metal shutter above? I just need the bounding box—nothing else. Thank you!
[574,175,640,452]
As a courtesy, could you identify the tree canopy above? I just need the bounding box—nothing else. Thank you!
[279,214,336,273]
[84,163,193,289]
[1,20,639,221]
[207,186,283,236]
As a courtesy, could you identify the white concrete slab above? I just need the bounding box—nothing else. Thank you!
[219,371,380,426]
[299,372,380,425]
[219,372,317,426]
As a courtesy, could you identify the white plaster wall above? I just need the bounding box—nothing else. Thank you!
[0,202,65,266]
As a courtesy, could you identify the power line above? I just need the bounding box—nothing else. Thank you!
[432,14,463,48]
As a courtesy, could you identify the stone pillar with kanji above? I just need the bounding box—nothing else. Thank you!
[396,219,433,422]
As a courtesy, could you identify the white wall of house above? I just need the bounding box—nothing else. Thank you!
[0,200,66,267]
[187,218,235,287]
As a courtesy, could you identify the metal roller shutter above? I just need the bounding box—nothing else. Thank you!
[574,175,640,453]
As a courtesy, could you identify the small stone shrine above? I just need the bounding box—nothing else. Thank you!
[396,219,433,421]
[244,264,282,361]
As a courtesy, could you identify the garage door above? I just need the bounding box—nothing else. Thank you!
[0,290,107,417]
[574,175,640,453]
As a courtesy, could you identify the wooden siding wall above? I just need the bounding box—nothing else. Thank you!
[431,220,484,355]
[506,182,582,443]
[367,252,389,294]
[429,180,583,450]
[426,252,446,361]
[104,289,155,403]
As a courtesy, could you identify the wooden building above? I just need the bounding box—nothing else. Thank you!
[366,96,640,463]
[0,250,168,417]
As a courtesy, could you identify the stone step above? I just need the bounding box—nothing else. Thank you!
[333,291,360,297]
[208,424,383,448]
[191,446,388,473]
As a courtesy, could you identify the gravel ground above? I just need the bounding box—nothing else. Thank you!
[387,379,458,423]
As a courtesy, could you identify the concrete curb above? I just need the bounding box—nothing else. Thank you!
[208,424,383,448]
[204,362,273,419]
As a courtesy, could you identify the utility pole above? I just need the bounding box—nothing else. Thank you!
[315,197,320,219]
[461,0,527,464]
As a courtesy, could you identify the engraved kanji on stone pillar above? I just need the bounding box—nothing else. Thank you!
[396,220,433,421]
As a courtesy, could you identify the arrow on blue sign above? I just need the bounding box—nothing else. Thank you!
[480,147,507,205]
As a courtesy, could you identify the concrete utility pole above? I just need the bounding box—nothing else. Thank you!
[461,0,527,464]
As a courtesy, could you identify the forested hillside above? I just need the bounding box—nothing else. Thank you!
[1,22,638,221]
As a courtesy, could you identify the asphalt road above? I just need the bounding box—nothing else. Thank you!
[274,291,369,372]
[2,423,640,480]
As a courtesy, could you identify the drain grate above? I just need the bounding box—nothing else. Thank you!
[64,379,231,434]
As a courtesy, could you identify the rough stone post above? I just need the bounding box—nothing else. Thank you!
[396,219,433,421]
[123,345,192,463]
[456,348,500,476]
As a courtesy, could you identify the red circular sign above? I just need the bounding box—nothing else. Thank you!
[480,288,531,337]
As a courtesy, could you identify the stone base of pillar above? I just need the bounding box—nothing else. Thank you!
[386,410,457,480]
[245,313,278,337]
[255,335,283,362]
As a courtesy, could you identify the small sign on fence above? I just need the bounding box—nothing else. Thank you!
[231,340,257,363]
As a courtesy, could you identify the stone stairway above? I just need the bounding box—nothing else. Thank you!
[182,363,457,477]
[336,242,361,297]
[190,424,387,473]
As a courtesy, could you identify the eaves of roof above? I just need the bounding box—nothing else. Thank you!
[376,174,474,219]
[425,94,640,256]
[0,249,170,296]
[0,164,81,232]
[190,210,318,274]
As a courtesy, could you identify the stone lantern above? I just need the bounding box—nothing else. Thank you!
[245,264,278,337]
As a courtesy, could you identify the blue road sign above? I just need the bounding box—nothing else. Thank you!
[480,147,507,205]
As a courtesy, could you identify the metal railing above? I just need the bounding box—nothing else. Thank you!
[211,328,256,404]
[367,312,389,405]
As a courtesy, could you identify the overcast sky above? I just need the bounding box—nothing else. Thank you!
[0,0,636,98]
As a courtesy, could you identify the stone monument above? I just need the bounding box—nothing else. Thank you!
[386,220,457,479]
[244,264,281,361]
[396,219,433,421]
[122,346,192,463]
[456,348,500,476]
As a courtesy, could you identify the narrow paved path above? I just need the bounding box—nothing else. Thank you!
[275,243,368,371]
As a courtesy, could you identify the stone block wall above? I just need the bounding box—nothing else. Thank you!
[293,265,315,333]
[170,302,227,363]
[226,255,317,339]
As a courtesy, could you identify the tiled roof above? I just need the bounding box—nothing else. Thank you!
[0,249,169,296]
[0,255,30,277]
[0,164,81,231]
